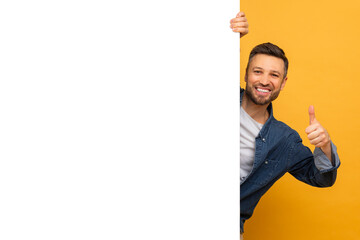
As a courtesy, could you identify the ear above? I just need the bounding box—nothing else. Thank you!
[280,77,287,90]
[244,73,248,83]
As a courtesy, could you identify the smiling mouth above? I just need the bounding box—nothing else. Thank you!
[255,87,271,93]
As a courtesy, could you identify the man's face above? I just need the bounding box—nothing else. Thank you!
[245,54,287,106]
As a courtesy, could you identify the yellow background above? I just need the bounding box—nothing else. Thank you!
[240,1,360,239]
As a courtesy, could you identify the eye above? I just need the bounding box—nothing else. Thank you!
[271,73,279,78]
[254,70,261,74]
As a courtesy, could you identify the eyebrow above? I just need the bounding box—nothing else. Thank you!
[252,67,281,76]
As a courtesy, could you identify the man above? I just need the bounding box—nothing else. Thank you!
[230,13,340,239]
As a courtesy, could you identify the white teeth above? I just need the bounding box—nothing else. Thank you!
[256,88,270,93]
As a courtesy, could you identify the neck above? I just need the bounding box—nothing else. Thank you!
[241,92,270,124]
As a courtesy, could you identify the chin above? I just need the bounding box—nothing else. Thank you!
[251,92,271,105]
[255,99,271,105]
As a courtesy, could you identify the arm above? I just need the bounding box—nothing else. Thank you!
[230,12,249,38]
[289,106,340,187]
[288,134,340,187]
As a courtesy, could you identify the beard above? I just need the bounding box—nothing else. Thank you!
[245,84,281,106]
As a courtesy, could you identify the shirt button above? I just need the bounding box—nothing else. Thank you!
[262,138,266,142]
[264,160,269,164]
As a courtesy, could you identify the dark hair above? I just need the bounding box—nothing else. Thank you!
[246,42,289,78]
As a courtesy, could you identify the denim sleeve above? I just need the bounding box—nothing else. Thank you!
[313,141,340,172]
[288,133,340,188]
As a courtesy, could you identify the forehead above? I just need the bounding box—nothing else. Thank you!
[249,54,285,74]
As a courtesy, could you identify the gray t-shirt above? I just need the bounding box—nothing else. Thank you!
[240,107,263,183]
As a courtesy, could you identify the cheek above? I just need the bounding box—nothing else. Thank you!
[273,81,280,87]
[280,80,286,90]
[247,75,259,84]
[273,79,283,89]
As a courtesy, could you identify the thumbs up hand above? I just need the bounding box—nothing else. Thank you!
[305,105,332,160]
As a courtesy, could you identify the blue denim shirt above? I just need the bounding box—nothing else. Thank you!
[240,89,340,233]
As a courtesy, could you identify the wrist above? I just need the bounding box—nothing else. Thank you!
[320,141,331,153]
[320,141,333,164]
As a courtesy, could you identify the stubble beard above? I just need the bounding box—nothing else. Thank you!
[245,84,281,106]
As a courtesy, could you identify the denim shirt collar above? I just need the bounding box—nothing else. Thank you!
[240,88,274,140]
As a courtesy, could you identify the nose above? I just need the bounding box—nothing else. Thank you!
[259,74,271,85]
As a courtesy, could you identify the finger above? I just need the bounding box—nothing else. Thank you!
[237,12,245,18]
[310,136,323,146]
[310,132,328,145]
[308,105,316,124]
[230,17,247,23]
[305,124,318,134]
[314,143,325,148]
[233,27,249,34]
[307,130,321,141]
[231,22,249,28]
[314,141,328,148]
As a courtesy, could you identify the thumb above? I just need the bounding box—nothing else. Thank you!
[308,105,316,124]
